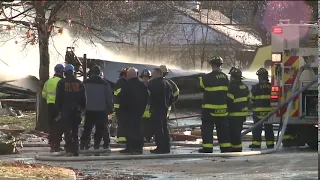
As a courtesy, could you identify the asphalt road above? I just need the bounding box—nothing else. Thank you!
[0,142,317,180]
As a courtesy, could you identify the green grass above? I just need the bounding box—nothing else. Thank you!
[0,113,36,132]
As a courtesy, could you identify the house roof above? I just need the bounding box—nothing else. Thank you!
[176,7,262,47]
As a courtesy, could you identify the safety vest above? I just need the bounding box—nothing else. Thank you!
[42,76,61,104]
[250,82,272,118]
[199,70,229,117]
[227,81,250,117]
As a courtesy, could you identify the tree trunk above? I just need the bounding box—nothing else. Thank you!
[35,26,50,133]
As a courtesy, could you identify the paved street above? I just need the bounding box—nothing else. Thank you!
[0,142,317,180]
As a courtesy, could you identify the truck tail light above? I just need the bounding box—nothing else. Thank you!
[272,26,283,34]
[270,86,280,106]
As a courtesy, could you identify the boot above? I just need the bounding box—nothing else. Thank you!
[249,144,261,149]
[267,145,274,149]
[150,148,170,154]
[198,148,213,153]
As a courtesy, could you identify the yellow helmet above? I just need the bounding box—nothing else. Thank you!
[159,65,168,74]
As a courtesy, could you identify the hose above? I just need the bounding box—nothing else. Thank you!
[35,69,316,161]
[36,78,316,161]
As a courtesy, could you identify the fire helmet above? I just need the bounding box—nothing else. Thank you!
[228,67,243,79]
[119,67,129,77]
[209,56,223,65]
[256,68,268,77]
[140,68,151,78]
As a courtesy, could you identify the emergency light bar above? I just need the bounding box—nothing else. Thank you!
[271,53,282,62]
[272,26,282,34]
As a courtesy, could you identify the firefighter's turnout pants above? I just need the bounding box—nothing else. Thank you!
[142,104,153,142]
[228,116,246,152]
[201,110,231,153]
[252,111,274,148]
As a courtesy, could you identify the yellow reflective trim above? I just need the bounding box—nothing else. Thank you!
[254,95,270,100]
[283,135,294,140]
[220,143,231,148]
[231,144,242,148]
[234,97,248,103]
[227,93,234,99]
[199,77,205,88]
[142,105,151,118]
[229,112,248,116]
[114,88,121,96]
[266,141,274,145]
[202,143,213,148]
[117,137,126,142]
[253,107,273,112]
[252,141,261,145]
[173,89,180,97]
[204,86,228,92]
[239,85,246,89]
[114,104,120,108]
[210,112,228,117]
[202,104,227,109]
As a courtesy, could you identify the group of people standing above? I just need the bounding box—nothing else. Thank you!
[198,56,273,153]
[43,55,273,156]
[43,63,179,156]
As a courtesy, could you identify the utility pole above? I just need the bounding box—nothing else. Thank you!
[137,15,142,61]
[144,22,148,63]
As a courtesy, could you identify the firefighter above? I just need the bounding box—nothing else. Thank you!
[140,69,153,142]
[42,64,64,152]
[198,56,231,153]
[159,65,180,117]
[148,68,173,154]
[118,68,149,154]
[114,68,129,143]
[80,65,113,150]
[55,64,86,156]
[227,67,250,152]
[249,68,274,149]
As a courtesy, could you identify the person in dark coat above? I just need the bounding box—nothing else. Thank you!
[118,67,149,154]
[147,68,173,154]
[80,65,114,150]
[113,68,128,143]
[55,64,86,156]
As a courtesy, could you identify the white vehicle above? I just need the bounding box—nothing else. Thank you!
[266,20,318,149]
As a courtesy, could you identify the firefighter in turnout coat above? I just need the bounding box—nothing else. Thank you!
[227,67,250,152]
[249,68,274,149]
[198,56,231,153]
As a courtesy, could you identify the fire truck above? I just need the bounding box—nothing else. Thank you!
[265,20,318,149]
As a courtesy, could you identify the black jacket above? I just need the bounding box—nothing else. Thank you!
[199,70,229,117]
[227,80,250,117]
[147,77,173,111]
[118,77,148,117]
[84,75,113,114]
[113,78,127,113]
[55,75,86,113]
[166,78,179,103]
[251,81,272,115]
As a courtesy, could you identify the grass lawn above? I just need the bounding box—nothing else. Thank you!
[0,161,75,180]
[0,112,36,132]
